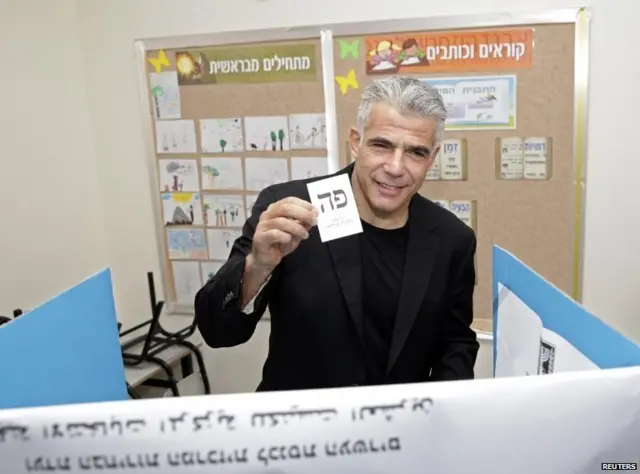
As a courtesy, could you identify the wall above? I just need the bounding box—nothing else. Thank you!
[0,0,108,316]
[75,0,640,343]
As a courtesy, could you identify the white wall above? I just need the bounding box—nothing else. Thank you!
[74,0,640,343]
[0,0,108,316]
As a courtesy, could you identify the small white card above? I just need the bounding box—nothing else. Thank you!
[307,174,363,242]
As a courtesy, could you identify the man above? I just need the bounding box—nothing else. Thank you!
[195,76,479,391]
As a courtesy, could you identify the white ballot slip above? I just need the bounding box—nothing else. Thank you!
[1,368,639,473]
[307,173,362,242]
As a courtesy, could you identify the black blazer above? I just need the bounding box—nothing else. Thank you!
[195,163,479,391]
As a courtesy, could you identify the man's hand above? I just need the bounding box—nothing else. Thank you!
[250,197,318,273]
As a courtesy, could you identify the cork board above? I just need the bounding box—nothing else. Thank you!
[144,39,327,309]
[332,24,576,331]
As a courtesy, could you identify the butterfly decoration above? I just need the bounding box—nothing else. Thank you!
[148,50,171,73]
[335,69,359,96]
[338,39,360,60]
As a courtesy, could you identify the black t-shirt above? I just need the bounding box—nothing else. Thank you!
[360,219,408,385]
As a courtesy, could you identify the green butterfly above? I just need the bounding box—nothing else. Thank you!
[339,39,360,60]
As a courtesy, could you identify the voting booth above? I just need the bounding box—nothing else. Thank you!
[0,270,127,410]
[0,367,639,472]
[0,248,639,472]
[493,245,640,375]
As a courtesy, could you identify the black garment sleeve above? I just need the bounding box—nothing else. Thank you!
[429,231,480,381]
[194,186,278,348]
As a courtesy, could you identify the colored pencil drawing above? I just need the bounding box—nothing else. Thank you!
[245,158,289,192]
[201,157,244,190]
[202,194,246,227]
[167,229,207,260]
[155,120,197,154]
[158,159,199,192]
[200,118,244,153]
[244,116,290,151]
[245,194,259,217]
[162,193,203,226]
[172,261,202,304]
[291,157,329,180]
[207,229,242,260]
[289,113,327,150]
[201,261,224,282]
[149,71,181,120]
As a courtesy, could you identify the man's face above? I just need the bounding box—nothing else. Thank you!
[349,102,439,217]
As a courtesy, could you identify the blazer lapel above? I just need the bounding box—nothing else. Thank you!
[318,162,366,345]
[387,199,440,375]
[326,234,365,344]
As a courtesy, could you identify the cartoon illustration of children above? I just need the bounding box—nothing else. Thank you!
[368,40,401,71]
[399,38,428,66]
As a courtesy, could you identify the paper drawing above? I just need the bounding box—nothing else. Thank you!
[202,194,246,227]
[201,157,244,190]
[200,118,244,153]
[245,158,289,192]
[155,120,197,154]
[148,50,171,73]
[167,229,207,260]
[289,113,327,150]
[207,229,242,260]
[335,69,359,96]
[158,159,199,192]
[149,72,181,120]
[172,261,202,304]
[201,261,224,282]
[291,157,329,180]
[244,116,290,151]
[245,194,259,217]
[162,193,203,226]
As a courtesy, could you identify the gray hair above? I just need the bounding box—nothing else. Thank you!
[356,77,447,144]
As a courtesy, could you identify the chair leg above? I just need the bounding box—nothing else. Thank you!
[145,355,180,396]
[170,340,212,395]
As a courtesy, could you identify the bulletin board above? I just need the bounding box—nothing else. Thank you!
[136,8,589,331]
[330,9,590,330]
[140,35,328,314]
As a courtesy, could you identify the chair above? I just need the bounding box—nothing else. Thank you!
[119,272,211,397]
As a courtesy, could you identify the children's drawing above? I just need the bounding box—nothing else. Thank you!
[158,159,199,192]
[291,157,329,180]
[289,113,327,150]
[149,72,182,120]
[202,194,246,227]
[244,116,289,152]
[162,193,203,226]
[172,261,202,304]
[200,118,244,153]
[167,229,207,259]
[245,194,259,218]
[245,158,289,192]
[155,120,197,154]
[201,261,224,282]
[207,229,242,260]
[201,157,244,190]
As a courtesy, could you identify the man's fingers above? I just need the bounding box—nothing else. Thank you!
[262,217,309,240]
[260,228,293,246]
[264,198,318,227]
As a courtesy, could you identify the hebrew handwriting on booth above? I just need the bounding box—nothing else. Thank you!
[316,189,348,213]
